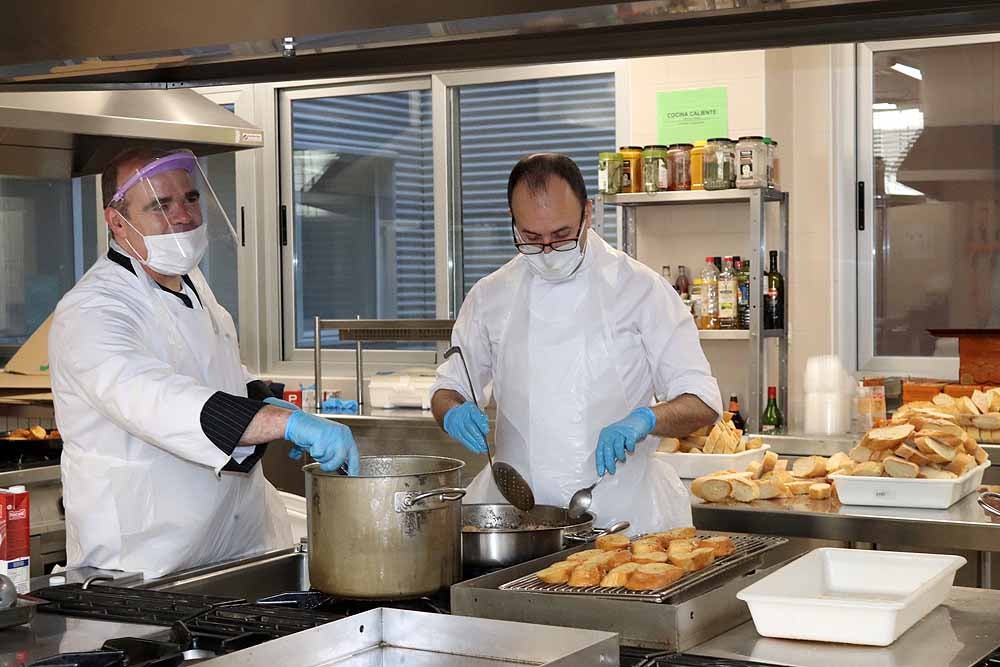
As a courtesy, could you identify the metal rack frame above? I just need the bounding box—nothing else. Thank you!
[312,318,454,412]
[596,188,790,430]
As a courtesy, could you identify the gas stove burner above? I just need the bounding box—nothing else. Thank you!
[255,588,451,615]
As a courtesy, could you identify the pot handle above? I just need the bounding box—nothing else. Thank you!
[563,520,631,544]
[395,487,467,512]
[978,492,1000,519]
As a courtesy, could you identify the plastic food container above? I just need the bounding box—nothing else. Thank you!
[830,462,988,509]
[368,367,437,410]
[704,138,735,190]
[667,143,693,191]
[598,152,623,195]
[735,136,767,189]
[737,548,965,646]
[690,140,706,190]
[619,146,643,193]
[641,145,669,193]
[655,444,770,479]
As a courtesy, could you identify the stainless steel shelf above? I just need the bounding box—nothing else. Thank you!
[698,330,750,341]
[604,188,785,207]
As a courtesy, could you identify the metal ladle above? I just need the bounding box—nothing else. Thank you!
[567,476,604,521]
[444,346,535,511]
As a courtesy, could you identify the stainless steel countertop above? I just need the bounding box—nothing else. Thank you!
[0,464,60,486]
[690,586,1000,667]
[0,613,165,664]
[691,483,1000,552]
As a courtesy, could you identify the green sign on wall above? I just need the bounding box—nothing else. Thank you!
[656,87,729,145]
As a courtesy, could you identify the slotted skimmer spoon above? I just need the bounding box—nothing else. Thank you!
[444,346,535,511]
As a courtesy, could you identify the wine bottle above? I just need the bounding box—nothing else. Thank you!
[761,386,784,433]
[728,395,746,432]
[764,250,784,330]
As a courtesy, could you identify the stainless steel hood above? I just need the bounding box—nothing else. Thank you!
[4,1,1000,87]
[0,88,263,179]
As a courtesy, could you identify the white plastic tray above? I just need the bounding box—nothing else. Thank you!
[737,548,965,646]
[830,462,988,509]
[654,444,770,479]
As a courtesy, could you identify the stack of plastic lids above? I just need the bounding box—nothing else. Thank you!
[803,355,852,435]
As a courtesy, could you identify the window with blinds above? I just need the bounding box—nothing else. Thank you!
[456,73,617,298]
[289,89,434,348]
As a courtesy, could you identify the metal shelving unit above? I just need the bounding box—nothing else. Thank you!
[596,188,789,430]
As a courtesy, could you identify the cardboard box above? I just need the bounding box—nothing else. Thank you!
[0,316,51,393]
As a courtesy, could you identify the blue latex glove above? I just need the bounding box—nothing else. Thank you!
[284,410,361,475]
[596,407,657,476]
[321,397,359,413]
[263,396,309,462]
[443,402,489,454]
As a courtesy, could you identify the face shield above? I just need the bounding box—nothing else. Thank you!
[109,149,238,276]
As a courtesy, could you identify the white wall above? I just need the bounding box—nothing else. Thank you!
[629,47,843,430]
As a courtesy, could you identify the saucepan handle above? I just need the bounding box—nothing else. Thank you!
[978,492,1000,519]
[564,520,631,544]
[395,488,467,513]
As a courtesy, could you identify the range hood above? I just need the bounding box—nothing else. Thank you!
[5,1,1000,86]
[0,88,263,179]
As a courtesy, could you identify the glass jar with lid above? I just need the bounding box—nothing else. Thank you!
[598,152,623,194]
[642,145,669,193]
[704,138,735,190]
[735,136,768,189]
[667,144,693,191]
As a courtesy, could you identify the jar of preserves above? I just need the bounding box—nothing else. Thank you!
[736,136,768,189]
[641,145,669,193]
[704,138,735,190]
[619,146,644,193]
[764,138,779,188]
[598,152,623,194]
[667,143,693,191]
[691,140,706,191]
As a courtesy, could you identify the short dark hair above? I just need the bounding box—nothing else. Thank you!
[101,146,173,211]
[506,153,588,210]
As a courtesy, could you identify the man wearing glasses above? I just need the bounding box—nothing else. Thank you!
[431,153,721,534]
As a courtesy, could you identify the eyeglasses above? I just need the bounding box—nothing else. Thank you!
[511,210,585,255]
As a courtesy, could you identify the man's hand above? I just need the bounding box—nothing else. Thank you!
[442,402,490,454]
[595,407,656,476]
[284,410,360,475]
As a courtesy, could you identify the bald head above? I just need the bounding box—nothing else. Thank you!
[102,147,173,213]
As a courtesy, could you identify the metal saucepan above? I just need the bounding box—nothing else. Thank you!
[978,492,1000,521]
[462,504,630,569]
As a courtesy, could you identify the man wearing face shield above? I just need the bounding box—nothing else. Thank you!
[430,154,721,535]
[49,148,360,578]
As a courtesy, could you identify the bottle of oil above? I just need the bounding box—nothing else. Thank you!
[699,257,719,330]
[718,256,738,330]
[737,259,751,329]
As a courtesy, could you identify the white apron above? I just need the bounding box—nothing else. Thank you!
[58,257,290,578]
[464,237,692,535]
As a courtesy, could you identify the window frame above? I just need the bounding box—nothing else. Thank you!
[856,34,1000,377]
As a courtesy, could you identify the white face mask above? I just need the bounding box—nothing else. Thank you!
[523,228,588,283]
[118,213,208,276]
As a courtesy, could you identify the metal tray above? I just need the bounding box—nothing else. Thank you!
[499,533,786,603]
[0,598,39,629]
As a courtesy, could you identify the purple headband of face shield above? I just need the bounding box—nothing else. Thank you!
[108,150,197,207]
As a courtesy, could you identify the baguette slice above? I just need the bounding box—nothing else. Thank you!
[747,461,764,480]
[691,476,732,502]
[746,437,765,450]
[773,459,789,476]
[694,536,735,557]
[826,452,853,474]
[758,478,790,500]
[625,563,685,591]
[915,430,967,450]
[657,437,682,453]
[973,390,993,416]
[808,483,832,500]
[849,443,873,463]
[600,562,641,587]
[957,396,982,416]
[933,393,956,407]
[787,480,814,495]
[865,424,916,451]
[537,566,574,584]
[567,548,606,562]
[919,466,958,480]
[29,425,47,440]
[915,436,957,463]
[667,539,695,559]
[893,443,919,460]
[973,414,1000,431]
[946,452,976,477]
[671,547,716,572]
[974,445,990,466]
[596,533,631,551]
[653,527,697,543]
[883,456,919,479]
[590,549,633,570]
[792,456,828,479]
[851,461,884,477]
[762,450,779,473]
[630,538,665,555]
[730,478,760,503]
[568,562,605,587]
[632,551,671,565]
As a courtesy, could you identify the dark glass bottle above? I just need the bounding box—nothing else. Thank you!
[674,265,691,298]
[737,259,751,330]
[728,395,746,432]
[764,250,784,330]
[761,386,784,433]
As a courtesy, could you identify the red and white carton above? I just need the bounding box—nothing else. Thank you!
[0,486,30,593]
